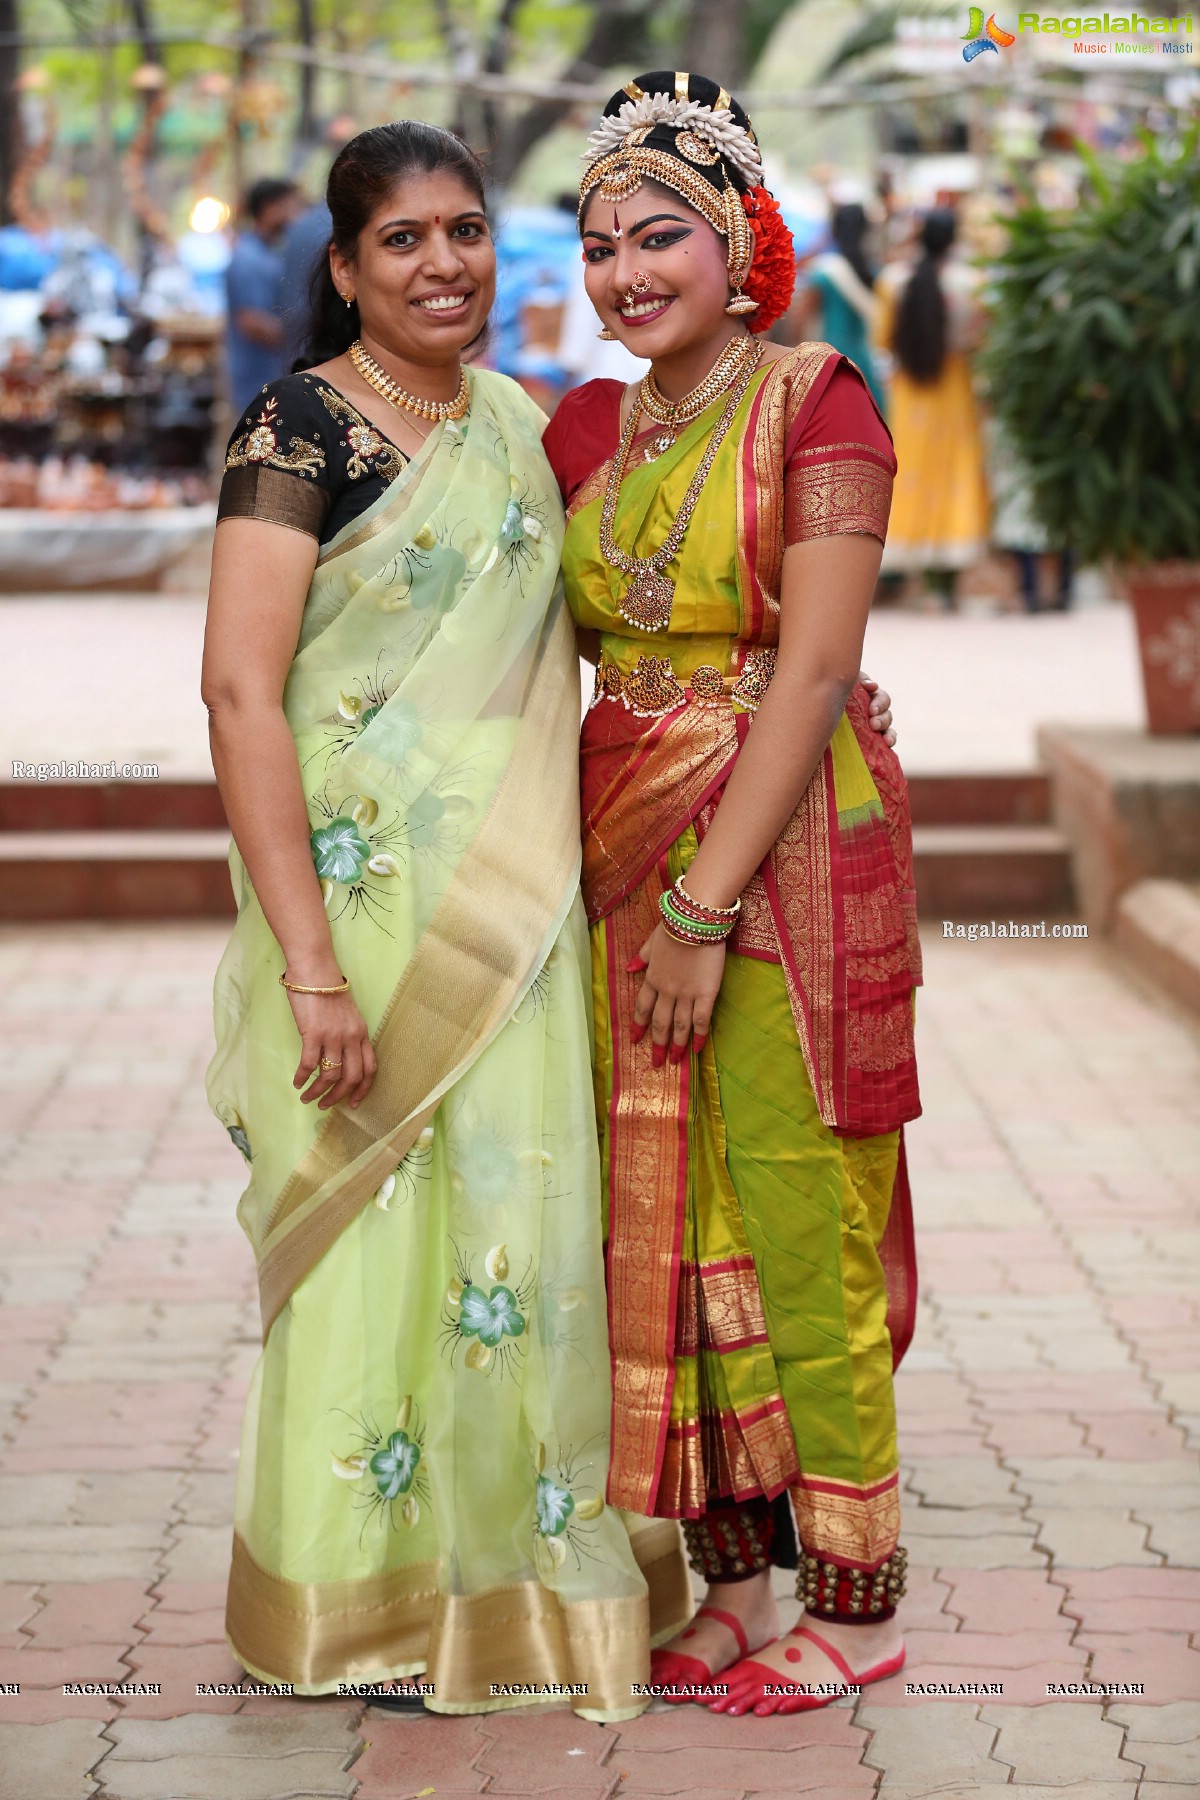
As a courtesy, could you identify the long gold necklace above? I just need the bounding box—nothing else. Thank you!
[348,339,469,423]
[637,333,757,462]
[599,339,763,634]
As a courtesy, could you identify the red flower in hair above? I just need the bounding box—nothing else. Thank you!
[741,186,796,333]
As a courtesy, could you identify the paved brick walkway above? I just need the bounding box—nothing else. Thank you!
[0,922,1197,1798]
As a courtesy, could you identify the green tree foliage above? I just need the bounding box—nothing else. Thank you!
[980,129,1200,566]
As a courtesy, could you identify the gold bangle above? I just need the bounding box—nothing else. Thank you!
[278,972,350,995]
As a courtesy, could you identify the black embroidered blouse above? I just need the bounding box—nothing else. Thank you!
[217,372,409,545]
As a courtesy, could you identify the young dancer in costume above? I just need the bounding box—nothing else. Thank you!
[543,72,922,1716]
[202,121,693,1718]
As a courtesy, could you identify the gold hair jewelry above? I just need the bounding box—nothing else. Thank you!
[348,339,469,423]
[278,972,350,995]
[637,332,755,460]
[319,1056,343,1071]
[599,338,762,632]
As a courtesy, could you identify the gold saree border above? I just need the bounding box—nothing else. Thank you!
[605,884,689,1515]
[226,1520,691,1709]
[255,601,581,1339]
[788,1468,901,1567]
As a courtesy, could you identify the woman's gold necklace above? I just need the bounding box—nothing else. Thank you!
[637,333,757,463]
[348,338,469,423]
[599,336,763,634]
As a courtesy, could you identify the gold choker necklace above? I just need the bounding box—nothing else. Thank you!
[348,339,469,423]
[637,334,757,462]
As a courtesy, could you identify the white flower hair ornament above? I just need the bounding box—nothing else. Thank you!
[583,94,764,188]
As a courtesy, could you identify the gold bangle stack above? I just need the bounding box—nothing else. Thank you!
[348,339,469,422]
[278,972,350,995]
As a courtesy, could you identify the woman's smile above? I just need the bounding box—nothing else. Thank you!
[412,287,475,320]
[619,292,676,325]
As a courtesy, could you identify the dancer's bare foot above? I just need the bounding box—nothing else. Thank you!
[707,1611,904,1715]
[651,1571,779,1703]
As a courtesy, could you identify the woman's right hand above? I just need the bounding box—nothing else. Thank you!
[286,984,378,1111]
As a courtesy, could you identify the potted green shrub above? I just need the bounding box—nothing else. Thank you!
[981,127,1200,733]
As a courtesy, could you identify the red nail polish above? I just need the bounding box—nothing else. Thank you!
[625,956,648,973]
[630,1023,646,1044]
[652,1043,667,1069]
[668,1043,686,1064]
[693,1035,707,1057]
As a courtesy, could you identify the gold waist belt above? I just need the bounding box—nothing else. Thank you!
[590,647,777,719]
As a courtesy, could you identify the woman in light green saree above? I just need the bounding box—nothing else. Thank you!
[202,122,689,1719]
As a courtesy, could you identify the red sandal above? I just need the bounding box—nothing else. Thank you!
[649,1605,752,1704]
[708,1623,905,1716]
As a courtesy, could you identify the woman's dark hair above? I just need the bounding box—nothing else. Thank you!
[830,202,875,292]
[891,208,956,385]
[295,121,489,370]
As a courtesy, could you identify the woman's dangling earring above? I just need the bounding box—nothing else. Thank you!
[342,292,354,308]
[597,326,616,340]
[725,290,759,317]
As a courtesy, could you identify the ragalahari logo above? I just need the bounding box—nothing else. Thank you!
[962,7,1018,55]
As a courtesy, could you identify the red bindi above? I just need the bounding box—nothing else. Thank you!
[434,215,441,225]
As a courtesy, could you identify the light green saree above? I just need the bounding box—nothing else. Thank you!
[206,369,688,1717]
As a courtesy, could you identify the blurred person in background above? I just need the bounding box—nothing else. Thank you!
[792,197,885,412]
[874,209,989,609]
[224,177,300,410]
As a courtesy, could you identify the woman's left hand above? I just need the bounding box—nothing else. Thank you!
[859,671,896,746]
[628,923,726,1066]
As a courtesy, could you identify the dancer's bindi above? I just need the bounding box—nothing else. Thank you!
[612,209,623,241]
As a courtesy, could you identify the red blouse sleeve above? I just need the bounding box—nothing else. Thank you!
[542,380,625,508]
[783,358,896,547]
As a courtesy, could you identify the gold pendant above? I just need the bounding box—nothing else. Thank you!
[618,568,675,632]
[643,429,677,463]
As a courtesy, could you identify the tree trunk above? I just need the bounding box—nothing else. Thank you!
[128,0,161,65]
[487,0,656,191]
[681,0,750,89]
[295,0,317,151]
[0,0,22,229]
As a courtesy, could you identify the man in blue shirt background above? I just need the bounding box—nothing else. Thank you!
[224,177,301,412]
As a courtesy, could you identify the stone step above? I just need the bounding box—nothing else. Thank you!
[0,781,227,832]
[5,769,1054,835]
[912,824,1074,916]
[0,831,235,921]
[0,823,1076,922]
[907,770,1050,827]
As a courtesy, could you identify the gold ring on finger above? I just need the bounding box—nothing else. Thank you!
[320,1056,343,1071]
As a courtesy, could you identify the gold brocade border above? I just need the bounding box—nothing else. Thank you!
[769,751,837,1126]
[226,1532,438,1689]
[789,1468,901,1566]
[582,704,737,923]
[226,1522,690,1707]
[256,602,582,1339]
[605,882,689,1515]
[742,343,835,619]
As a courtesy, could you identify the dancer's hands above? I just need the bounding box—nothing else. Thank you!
[628,925,726,1065]
[286,984,377,1111]
[860,672,896,746]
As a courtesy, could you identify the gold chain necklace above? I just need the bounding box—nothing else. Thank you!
[348,339,469,423]
[599,340,763,634]
[637,334,757,462]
